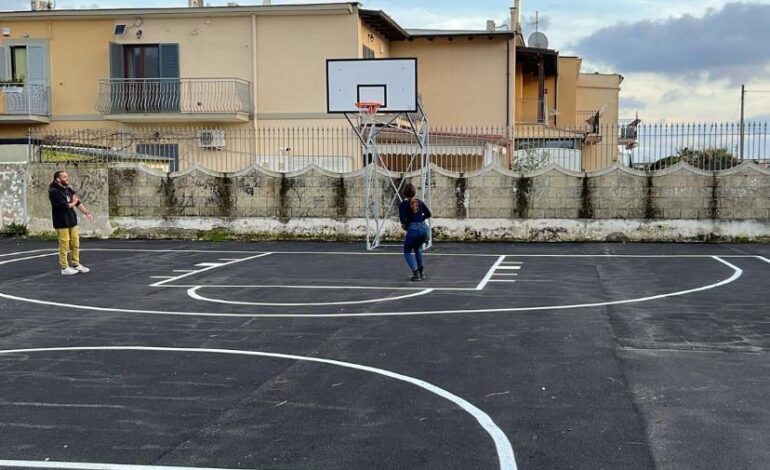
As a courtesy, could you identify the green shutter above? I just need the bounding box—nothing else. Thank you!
[25,44,47,84]
[0,46,10,81]
[159,44,179,79]
[109,42,123,78]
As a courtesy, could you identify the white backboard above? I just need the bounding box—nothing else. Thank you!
[326,58,418,114]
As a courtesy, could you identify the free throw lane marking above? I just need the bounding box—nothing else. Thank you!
[476,256,507,291]
[0,252,744,318]
[187,286,435,307]
[0,346,517,470]
[151,253,272,287]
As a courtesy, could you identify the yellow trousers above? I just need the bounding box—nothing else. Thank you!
[56,227,80,269]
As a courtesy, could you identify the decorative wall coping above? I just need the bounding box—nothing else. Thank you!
[107,160,770,180]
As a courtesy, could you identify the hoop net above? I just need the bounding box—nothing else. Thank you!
[355,102,382,117]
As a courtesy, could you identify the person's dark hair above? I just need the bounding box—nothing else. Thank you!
[403,183,417,200]
[49,170,66,189]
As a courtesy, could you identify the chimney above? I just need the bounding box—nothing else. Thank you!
[188,0,204,7]
[486,20,496,32]
[30,0,54,11]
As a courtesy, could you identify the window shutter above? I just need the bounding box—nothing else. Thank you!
[25,44,47,84]
[159,44,180,79]
[0,46,9,80]
[109,42,124,78]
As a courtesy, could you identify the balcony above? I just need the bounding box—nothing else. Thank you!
[0,84,51,124]
[97,78,254,123]
[515,99,557,126]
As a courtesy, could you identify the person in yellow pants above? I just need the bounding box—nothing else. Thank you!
[48,171,94,275]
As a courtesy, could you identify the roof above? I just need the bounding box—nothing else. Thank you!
[407,28,516,39]
[0,2,357,19]
[359,9,409,41]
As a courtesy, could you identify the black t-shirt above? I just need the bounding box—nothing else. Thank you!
[49,185,78,229]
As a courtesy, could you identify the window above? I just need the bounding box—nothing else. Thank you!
[123,45,160,79]
[362,45,375,59]
[10,46,26,82]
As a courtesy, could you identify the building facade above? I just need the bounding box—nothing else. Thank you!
[0,2,625,171]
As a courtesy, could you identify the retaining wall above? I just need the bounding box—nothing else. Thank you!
[5,161,770,241]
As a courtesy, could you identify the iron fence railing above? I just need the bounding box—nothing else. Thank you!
[0,84,51,116]
[96,78,253,116]
[515,99,556,125]
[27,121,770,174]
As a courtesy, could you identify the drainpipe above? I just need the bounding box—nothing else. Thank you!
[251,13,258,130]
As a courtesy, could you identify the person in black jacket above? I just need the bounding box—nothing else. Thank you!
[399,183,432,281]
[49,171,94,276]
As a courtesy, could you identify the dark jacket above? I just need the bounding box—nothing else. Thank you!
[49,185,79,229]
[399,198,432,227]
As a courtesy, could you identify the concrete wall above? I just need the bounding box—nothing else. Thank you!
[0,164,26,230]
[8,160,768,241]
[24,163,112,236]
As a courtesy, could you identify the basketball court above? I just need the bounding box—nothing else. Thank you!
[1,240,769,470]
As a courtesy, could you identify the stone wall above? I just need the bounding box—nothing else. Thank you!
[12,161,770,241]
[0,164,26,230]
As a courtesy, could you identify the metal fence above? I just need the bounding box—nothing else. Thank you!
[1,84,51,116]
[96,78,253,116]
[28,121,770,174]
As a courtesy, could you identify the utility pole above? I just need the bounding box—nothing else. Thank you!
[740,84,746,160]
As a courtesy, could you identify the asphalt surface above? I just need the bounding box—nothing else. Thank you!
[0,240,768,470]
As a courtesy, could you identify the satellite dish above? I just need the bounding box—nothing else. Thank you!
[528,31,549,49]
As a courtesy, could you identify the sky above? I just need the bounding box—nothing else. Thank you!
[3,0,770,122]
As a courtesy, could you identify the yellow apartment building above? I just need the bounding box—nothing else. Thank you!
[0,1,625,171]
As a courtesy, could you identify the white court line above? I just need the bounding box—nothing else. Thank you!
[757,256,770,264]
[0,252,745,318]
[149,276,174,280]
[493,273,518,277]
[150,253,272,287]
[489,280,517,283]
[195,263,223,268]
[0,461,235,470]
[475,256,507,291]
[188,286,435,307]
[0,252,58,266]
[173,270,196,273]
[0,249,55,258]
[74,248,763,258]
[0,346,517,470]
[496,266,522,271]
[165,284,476,292]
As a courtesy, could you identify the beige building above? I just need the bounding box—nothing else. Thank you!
[0,1,626,171]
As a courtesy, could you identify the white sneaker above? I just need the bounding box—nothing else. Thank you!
[61,267,79,276]
[73,264,90,273]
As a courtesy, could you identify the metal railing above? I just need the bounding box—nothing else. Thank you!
[0,84,51,116]
[28,121,770,174]
[96,78,253,116]
[515,98,555,125]
[576,110,601,133]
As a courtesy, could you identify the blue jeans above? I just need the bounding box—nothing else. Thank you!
[403,222,429,272]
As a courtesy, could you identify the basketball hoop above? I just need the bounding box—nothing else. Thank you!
[355,101,382,116]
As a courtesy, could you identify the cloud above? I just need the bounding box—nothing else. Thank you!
[572,2,770,83]
[620,96,647,110]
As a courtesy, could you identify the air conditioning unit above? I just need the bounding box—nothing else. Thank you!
[198,130,226,150]
[30,0,53,11]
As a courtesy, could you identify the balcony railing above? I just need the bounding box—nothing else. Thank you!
[516,99,556,125]
[97,78,254,117]
[0,83,51,117]
[576,110,601,133]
